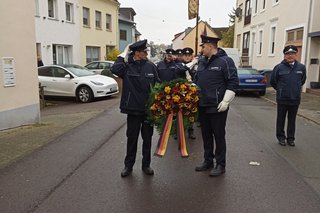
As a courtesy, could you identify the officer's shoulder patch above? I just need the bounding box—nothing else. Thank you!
[208,66,221,71]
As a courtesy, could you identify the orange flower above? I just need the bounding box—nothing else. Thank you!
[164,86,171,94]
[173,95,180,102]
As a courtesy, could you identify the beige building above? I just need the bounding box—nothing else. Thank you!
[0,0,40,130]
[79,0,119,65]
[173,21,228,55]
[234,0,320,90]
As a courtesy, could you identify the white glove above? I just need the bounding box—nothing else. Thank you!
[217,90,236,112]
[118,43,132,62]
[186,58,198,69]
[185,71,192,82]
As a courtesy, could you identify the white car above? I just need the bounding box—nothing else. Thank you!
[84,61,114,74]
[38,64,119,103]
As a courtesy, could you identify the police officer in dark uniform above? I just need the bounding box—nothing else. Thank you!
[112,40,160,177]
[195,35,239,177]
[156,48,187,82]
[270,45,306,147]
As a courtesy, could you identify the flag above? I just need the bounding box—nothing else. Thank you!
[188,0,198,20]
[201,25,207,36]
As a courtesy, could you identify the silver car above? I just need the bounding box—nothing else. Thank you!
[84,61,114,75]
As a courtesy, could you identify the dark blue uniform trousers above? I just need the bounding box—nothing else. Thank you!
[125,114,153,169]
[276,104,299,142]
[199,108,228,167]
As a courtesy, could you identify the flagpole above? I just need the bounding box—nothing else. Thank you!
[194,0,199,54]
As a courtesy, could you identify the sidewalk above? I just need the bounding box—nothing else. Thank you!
[262,87,320,125]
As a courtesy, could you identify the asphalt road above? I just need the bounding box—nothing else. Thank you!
[1,95,320,213]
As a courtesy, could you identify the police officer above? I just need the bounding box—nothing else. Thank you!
[156,48,187,82]
[270,45,306,147]
[174,49,184,63]
[182,47,197,139]
[195,35,239,177]
[112,40,160,177]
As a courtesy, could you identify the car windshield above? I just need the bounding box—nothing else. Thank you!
[64,65,95,77]
[238,69,260,75]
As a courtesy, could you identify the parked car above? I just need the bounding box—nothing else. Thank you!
[84,61,114,75]
[258,69,273,87]
[38,64,119,103]
[237,68,267,96]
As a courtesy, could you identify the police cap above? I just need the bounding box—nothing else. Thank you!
[129,39,148,52]
[200,35,221,46]
[174,49,183,55]
[182,47,194,55]
[283,45,298,54]
[165,49,175,55]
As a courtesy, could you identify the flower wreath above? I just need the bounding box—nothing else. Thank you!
[147,78,199,136]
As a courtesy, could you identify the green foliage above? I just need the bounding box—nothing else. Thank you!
[105,49,120,61]
[222,25,234,48]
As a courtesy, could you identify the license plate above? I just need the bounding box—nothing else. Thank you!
[245,79,258,83]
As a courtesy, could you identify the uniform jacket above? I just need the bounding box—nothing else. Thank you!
[112,56,160,115]
[195,48,239,112]
[270,60,306,105]
[156,60,188,82]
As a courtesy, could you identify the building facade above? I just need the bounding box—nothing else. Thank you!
[35,0,81,65]
[118,8,139,52]
[0,0,40,130]
[79,0,119,65]
[234,0,320,90]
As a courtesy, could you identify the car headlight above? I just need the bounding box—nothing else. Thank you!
[90,80,104,86]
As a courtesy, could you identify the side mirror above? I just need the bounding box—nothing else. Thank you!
[64,74,71,78]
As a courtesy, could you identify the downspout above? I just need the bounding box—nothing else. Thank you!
[304,0,313,91]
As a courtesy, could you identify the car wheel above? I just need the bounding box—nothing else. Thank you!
[259,90,266,96]
[77,86,93,103]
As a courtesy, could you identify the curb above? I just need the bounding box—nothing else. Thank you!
[260,96,320,125]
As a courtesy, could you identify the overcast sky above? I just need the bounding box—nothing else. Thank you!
[118,0,236,45]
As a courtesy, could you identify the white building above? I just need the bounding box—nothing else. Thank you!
[234,0,320,90]
[35,0,81,65]
[0,0,40,130]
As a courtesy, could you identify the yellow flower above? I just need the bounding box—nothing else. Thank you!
[189,116,195,122]
[180,84,187,90]
[165,103,171,109]
[185,94,191,101]
[173,95,180,102]
[164,86,171,94]
[191,107,198,113]
[166,95,171,100]
[150,104,157,110]
[190,86,197,92]
[194,96,199,102]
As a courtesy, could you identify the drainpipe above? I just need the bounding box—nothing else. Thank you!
[304,0,313,91]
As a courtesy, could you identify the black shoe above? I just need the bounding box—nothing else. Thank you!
[195,162,213,171]
[209,164,225,177]
[188,133,196,139]
[278,140,286,146]
[287,141,295,146]
[142,167,154,175]
[121,167,132,177]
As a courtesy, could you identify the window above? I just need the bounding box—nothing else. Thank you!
[86,47,100,63]
[237,4,243,22]
[252,0,258,14]
[48,0,57,18]
[65,2,74,22]
[106,45,114,57]
[120,30,127,41]
[269,26,276,55]
[95,11,102,29]
[286,28,304,42]
[244,0,251,25]
[242,31,250,56]
[258,30,263,55]
[83,7,90,26]
[35,0,40,16]
[106,14,112,30]
[52,45,71,64]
